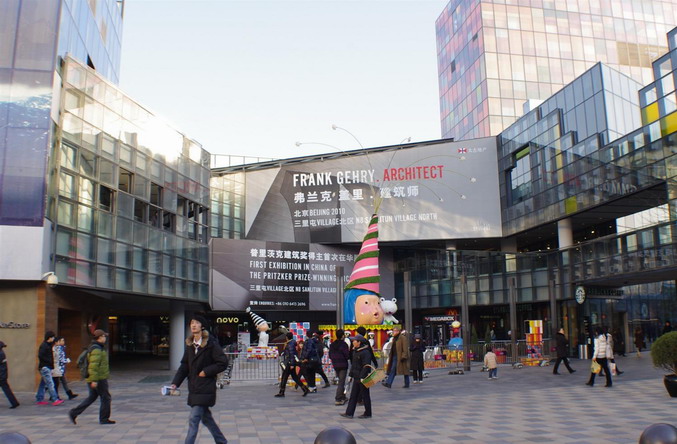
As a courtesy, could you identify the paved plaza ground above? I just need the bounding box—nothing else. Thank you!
[0,354,675,443]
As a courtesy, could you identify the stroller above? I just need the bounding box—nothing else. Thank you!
[216,343,238,389]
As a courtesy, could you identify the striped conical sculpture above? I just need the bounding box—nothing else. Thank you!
[343,214,384,325]
[246,307,266,329]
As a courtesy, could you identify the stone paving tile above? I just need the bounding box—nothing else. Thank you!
[1,355,676,443]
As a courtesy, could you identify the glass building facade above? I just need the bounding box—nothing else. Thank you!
[0,0,123,227]
[436,0,677,141]
[50,56,211,300]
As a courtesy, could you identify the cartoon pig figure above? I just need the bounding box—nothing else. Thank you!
[380,298,399,325]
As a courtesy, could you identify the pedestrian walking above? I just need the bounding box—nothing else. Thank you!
[484,346,498,379]
[170,315,228,444]
[0,341,19,409]
[612,329,626,357]
[410,334,426,383]
[340,334,373,419]
[634,327,645,357]
[68,329,115,425]
[275,332,310,397]
[586,328,612,388]
[603,328,623,376]
[354,326,378,405]
[329,329,350,405]
[662,321,672,336]
[36,331,63,406]
[383,326,410,388]
[310,332,331,388]
[52,337,78,400]
[553,328,576,375]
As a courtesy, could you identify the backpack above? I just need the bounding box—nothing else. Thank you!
[76,348,90,379]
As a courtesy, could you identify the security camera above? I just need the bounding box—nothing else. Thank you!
[42,272,59,287]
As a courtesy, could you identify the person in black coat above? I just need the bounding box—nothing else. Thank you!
[0,341,19,408]
[171,315,228,444]
[553,328,576,375]
[340,335,374,419]
[409,334,426,383]
[329,329,350,405]
[275,332,310,397]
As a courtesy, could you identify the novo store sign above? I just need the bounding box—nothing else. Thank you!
[238,137,501,243]
[0,321,31,329]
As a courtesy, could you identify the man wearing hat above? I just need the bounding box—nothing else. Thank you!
[170,315,228,444]
[0,341,19,409]
[340,334,374,419]
[69,329,114,425]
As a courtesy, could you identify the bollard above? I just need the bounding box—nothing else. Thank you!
[639,423,677,444]
[314,426,357,444]
[0,432,31,444]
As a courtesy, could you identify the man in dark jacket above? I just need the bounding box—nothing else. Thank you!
[171,315,228,444]
[36,331,62,405]
[329,329,350,405]
[69,329,114,424]
[310,332,331,388]
[275,332,310,397]
[340,334,373,419]
[0,341,19,408]
[553,328,576,375]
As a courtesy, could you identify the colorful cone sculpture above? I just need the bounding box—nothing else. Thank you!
[344,214,384,325]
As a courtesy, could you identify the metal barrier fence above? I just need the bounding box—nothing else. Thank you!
[421,340,555,370]
[218,339,556,385]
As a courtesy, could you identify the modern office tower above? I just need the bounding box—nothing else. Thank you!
[436,0,677,141]
[1,1,211,389]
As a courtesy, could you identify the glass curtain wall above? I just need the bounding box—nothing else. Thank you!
[48,57,210,301]
[437,0,677,140]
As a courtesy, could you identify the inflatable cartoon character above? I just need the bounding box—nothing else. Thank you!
[344,215,385,325]
[380,298,399,325]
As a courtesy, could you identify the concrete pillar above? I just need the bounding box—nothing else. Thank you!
[558,218,573,248]
[169,300,185,371]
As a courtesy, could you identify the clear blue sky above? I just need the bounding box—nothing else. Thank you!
[120,0,447,163]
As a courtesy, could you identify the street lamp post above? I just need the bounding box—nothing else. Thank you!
[461,272,470,372]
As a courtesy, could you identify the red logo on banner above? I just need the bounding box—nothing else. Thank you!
[457,148,467,153]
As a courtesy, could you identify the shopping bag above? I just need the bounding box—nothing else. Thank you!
[361,365,386,388]
[591,360,601,374]
[610,362,617,376]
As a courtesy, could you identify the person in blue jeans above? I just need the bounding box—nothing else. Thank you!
[171,315,228,444]
[383,326,410,388]
[36,331,63,406]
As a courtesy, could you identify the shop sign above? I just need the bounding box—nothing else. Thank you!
[575,286,586,304]
[423,315,455,322]
[216,317,240,324]
[0,321,30,329]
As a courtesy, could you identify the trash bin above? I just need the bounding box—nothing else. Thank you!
[578,344,588,360]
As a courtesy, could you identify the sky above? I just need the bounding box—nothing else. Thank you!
[119,0,448,166]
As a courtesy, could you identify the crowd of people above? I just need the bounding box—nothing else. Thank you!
[1,318,675,441]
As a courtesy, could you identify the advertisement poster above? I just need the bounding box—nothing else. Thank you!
[238,137,501,243]
[210,238,394,311]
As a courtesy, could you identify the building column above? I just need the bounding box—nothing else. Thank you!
[170,300,185,371]
[558,218,573,248]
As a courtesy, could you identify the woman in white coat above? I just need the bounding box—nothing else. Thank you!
[585,328,612,388]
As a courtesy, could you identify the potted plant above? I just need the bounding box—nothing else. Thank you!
[651,331,677,397]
